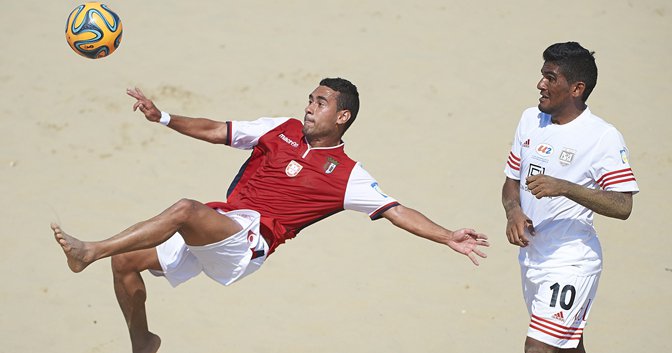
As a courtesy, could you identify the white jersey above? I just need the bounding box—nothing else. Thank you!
[504,107,639,274]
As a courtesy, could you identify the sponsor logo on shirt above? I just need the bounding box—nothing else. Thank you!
[527,163,545,177]
[536,143,554,157]
[522,138,530,148]
[323,157,339,174]
[370,182,389,198]
[285,160,303,177]
[620,148,629,164]
[559,148,576,166]
[524,164,545,193]
[278,133,299,148]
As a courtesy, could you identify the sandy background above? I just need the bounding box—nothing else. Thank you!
[1,0,670,352]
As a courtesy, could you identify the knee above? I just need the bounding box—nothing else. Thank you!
[169,198,200,223]
[111,252,142,275]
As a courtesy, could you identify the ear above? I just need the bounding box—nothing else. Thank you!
[336,110,351,126]
[571,81,586,99]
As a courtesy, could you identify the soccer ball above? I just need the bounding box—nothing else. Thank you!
[65,2,123,59]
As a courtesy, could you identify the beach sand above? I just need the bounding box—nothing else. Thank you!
[1,1,670,352]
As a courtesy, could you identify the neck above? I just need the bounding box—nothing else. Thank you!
[306,135,342,148]
[551,102,587,125]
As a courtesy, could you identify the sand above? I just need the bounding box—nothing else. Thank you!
[1,0,670,352]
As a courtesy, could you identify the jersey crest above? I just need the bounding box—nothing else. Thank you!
[558,148,576,166]
[323,157,339,174]
[285,160,303,177]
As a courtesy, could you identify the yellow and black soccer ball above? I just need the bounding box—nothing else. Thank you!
[65,2,122,59]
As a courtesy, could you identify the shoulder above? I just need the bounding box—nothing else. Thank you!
[582,109,624,139]
[517,107,546,130]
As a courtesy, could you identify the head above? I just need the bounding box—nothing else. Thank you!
[537,42,598,119]
[303,77,359,145]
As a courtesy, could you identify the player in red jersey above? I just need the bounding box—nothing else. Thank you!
[52,78,489,353]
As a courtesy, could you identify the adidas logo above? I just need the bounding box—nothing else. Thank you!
[552,311,564,321]
[522,139,530,148]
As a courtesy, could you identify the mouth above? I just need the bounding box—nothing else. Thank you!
[539,93,549,103]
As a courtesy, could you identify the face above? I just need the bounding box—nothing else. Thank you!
[303,85,349,142]
[536,62,579,118]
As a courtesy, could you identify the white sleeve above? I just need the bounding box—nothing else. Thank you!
[590,127,639,193]
[504,113,525,180]
[228,117,291,150]
[344,163,399,220]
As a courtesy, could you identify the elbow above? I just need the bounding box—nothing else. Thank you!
[617,210,631,220]
[613,207,632,220]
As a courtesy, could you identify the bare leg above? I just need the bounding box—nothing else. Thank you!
[112,249,162,353]
[525,337,586,353]
[53,198,243,352]
[52,198,242,273]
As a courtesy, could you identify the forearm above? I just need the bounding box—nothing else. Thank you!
[383,205,451,244]
[502,178,522,217]
[563,183,633,220]
[164,114,228,144]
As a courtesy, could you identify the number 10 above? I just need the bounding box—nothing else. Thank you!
[549,283,576,310]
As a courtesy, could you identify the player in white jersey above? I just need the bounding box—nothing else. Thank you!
[502,42,639,353]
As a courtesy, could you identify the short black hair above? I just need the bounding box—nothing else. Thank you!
[543,42,598,102]
[319,77,359,133]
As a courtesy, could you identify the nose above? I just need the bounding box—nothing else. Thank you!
[305,101,315,115]
[537,77,546,91]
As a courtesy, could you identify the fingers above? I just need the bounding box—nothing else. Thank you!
[525,219,536,236]
[506,223,530,247]
[473,248,487,259]
[126,87,145,99]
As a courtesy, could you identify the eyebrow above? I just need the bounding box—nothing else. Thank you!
[541,70,557,77]
[309,94,329,102]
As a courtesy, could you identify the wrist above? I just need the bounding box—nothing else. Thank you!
[159,111,171,126]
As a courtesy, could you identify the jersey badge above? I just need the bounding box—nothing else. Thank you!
[285,160,303,177]
[620,148,629,164]
[527,163,545,177]
[535,143,554,157]
[558,148,576,166]
[370,182,389,198]
[522,138,530,148]
[323,157,339,174]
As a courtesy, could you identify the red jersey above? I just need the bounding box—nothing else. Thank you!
[207,118,398,255]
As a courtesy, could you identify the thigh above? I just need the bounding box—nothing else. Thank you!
[176,199,243,246]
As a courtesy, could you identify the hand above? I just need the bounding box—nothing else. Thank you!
[446,228,489,266]
[526,174,568,199]
[505,207,534,247]
[126,87,161,122]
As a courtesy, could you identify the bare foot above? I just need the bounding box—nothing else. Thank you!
[51,223,94,273]
[133,332,161,353]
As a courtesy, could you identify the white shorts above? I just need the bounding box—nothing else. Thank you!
[149,209,268,287]
[522,266,600,349]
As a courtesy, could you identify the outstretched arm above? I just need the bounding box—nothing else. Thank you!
[526,174,633,220]
[381,205,488,266]
[126,87,228,144]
